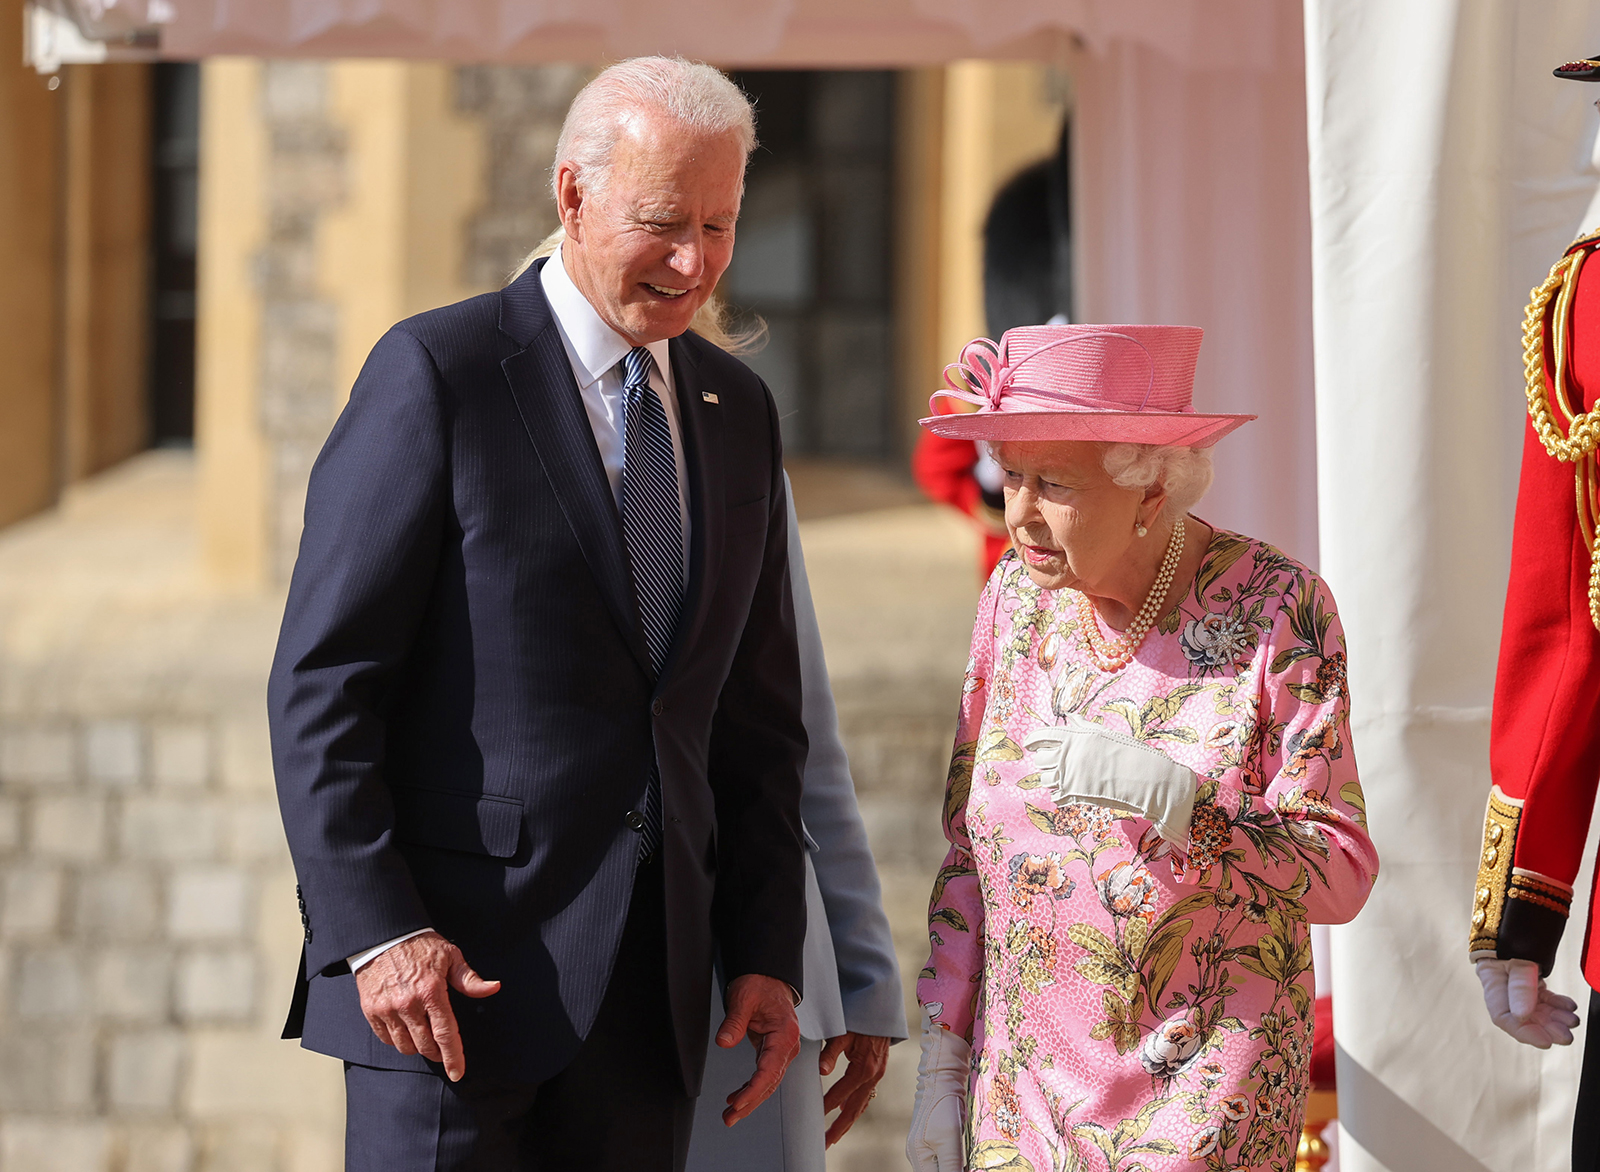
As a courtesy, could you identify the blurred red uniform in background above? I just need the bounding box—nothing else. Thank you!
[911,430,1009,578]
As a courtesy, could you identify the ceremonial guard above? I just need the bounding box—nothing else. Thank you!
[1469,52,1600,1170]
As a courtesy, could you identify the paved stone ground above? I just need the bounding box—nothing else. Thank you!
[0,454,337,1172]
[0,452,982,1171]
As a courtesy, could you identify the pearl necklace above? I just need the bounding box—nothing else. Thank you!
[1075,516,1186,673]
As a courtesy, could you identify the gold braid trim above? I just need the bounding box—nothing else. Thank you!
[1469,786,1522,957]
[1508,870,1574,916]
[1523,229,1600,632]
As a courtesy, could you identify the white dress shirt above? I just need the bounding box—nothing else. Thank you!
[541,246,691,579]
[349,247,693,974]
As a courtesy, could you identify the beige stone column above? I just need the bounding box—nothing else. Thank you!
[196,59,488,589]
[893,62,1066,452]
[894,69,946,454]
[195,58,271,589]
[320,61,486,410]
[936,61,1068,366]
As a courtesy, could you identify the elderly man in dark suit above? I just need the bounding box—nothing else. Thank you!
[268,57,808,1172]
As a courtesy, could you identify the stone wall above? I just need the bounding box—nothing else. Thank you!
[0,454,339,1172]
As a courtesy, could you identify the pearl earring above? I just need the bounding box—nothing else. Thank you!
[1136,524,1149,538]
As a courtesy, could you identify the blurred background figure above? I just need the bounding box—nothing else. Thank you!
[912,127,1070,579]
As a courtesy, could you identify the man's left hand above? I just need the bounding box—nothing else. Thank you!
[820,1032,890,1146]
[716,974,802,1126]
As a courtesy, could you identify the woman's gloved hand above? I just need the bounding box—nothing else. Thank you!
[1476,957,1579,1048]
[906,1007,970,1172]
[1024,714,1198,844]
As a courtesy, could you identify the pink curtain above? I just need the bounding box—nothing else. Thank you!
[1073,8,1318,564]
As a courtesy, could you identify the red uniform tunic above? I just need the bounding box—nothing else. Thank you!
[1473,229,1600,987]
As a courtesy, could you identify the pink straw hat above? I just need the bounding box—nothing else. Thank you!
[920,324,1255,447]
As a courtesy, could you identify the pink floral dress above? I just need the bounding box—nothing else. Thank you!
[917,529,1378,1172]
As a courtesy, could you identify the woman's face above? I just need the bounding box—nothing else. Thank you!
[995,441,1157,594]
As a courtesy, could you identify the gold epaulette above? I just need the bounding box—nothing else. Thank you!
[1523,227,1600,632]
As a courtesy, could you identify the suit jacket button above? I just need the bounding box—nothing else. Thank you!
[652,698,665,716]
[625,810,645,832]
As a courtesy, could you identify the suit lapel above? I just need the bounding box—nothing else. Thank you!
[657,335,725,685]
[499,278,653,679]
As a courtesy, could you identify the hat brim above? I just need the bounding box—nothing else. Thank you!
[921,413,1254,448]
[918,409,1256,447]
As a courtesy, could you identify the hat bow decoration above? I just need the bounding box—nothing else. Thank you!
[917,321,1255,447]
[930,332,1157,418]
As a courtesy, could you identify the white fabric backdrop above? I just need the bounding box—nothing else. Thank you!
[1074,6,1319,565]
[162,0,1293,65]
[1305,3,1600,1168]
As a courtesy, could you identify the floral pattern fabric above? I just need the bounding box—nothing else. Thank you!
[917,528,1378,1172]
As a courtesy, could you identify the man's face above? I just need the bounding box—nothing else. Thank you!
[558,111,744,345]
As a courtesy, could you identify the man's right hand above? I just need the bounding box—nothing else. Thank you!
[1476,957,1579,1048]
[354,930,501,1081]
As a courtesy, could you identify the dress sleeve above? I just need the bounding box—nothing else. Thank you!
[916,561,1004,1042]
[1176,573,1379,927]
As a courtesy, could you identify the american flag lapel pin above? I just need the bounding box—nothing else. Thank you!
[701,392,719,404]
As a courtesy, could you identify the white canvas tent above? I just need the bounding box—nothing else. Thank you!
[153,0,1283,68]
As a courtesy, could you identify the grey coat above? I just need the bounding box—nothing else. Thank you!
[688,478,905,1171]
[784,482,906,1044]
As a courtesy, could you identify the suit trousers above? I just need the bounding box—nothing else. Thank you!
[343,856,695,1172]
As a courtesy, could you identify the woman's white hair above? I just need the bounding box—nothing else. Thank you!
[550,56,757,204]
[1100,443,1214,523]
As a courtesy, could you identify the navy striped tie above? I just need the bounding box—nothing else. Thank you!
[618,346,682,861]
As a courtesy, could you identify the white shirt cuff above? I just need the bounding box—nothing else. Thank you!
[348,928,433,973]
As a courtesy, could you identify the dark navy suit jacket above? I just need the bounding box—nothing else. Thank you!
[268,260,808,1092]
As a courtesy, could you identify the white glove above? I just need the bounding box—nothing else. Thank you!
[1024,714,1198,844]
[906,1007,970,1172]
[1476,957,1580,1048]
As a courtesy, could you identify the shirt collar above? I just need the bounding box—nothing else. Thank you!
[541,246,674,390]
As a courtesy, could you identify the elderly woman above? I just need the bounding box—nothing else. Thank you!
[906,325,1379,1172]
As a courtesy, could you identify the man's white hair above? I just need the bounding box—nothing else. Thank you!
[551,56,757,203]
